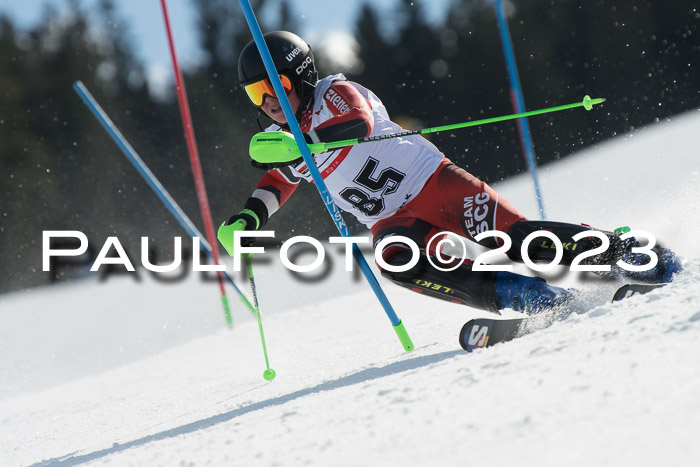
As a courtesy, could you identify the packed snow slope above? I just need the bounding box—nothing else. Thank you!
[1,109,699,466]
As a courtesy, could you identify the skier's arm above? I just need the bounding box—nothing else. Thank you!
[245,168,300,228]
[218,168,299,256]
[305,81,374,143]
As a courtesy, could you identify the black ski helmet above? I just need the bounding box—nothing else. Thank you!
[238,31,318,109]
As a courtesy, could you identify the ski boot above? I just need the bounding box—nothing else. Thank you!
[614,244,685,284]
[603,227,684,283]
[494,272,576,315]
[505,221,685,285]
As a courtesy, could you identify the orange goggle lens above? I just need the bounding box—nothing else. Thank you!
[244,75,293,107]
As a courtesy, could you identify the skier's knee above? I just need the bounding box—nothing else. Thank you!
[378,249,421,278]
[379,250,500,312]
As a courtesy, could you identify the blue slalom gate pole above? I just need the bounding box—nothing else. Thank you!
[494,0,547,220]
[238,0,414,351]
[73,81,256,317]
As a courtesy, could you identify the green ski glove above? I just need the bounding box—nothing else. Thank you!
[217,209,260,256]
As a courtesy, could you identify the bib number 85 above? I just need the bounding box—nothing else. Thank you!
[340,157,405,217]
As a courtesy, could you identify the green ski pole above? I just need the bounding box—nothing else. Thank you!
[244,252,276,381]
[250,96,605,163]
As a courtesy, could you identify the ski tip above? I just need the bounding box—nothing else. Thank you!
[459,319,489,352]
[458,320,474,352]
[612,283,667,303]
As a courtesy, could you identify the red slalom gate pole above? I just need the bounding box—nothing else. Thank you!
[160,0,233,326]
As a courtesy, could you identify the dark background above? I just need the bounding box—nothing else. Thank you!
[1,0,698,294]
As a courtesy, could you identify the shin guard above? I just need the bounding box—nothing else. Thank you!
[506,220,634,270]
[380,251,500,313]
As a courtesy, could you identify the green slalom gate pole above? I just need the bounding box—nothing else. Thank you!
[250,96,605,164]
[244,253,275,381]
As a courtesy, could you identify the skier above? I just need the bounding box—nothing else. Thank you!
[217,31,683,314]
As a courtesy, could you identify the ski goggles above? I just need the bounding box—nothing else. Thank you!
[243,74,293,107]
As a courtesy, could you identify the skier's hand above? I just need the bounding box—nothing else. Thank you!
[217,209,260,256]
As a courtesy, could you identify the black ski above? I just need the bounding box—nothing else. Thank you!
[611,283,666,302]
[459,282,668,352]
[459,317,526,351]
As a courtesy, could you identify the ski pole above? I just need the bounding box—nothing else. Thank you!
[239,0,414,352]
[74,81,279,381]
[73,81,256,319]
[160,0,233,326]
[249,96,605,163]
[317,95,603,152]
[244,253,275,381]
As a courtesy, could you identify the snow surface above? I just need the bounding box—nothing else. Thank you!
[1,109,699,466]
